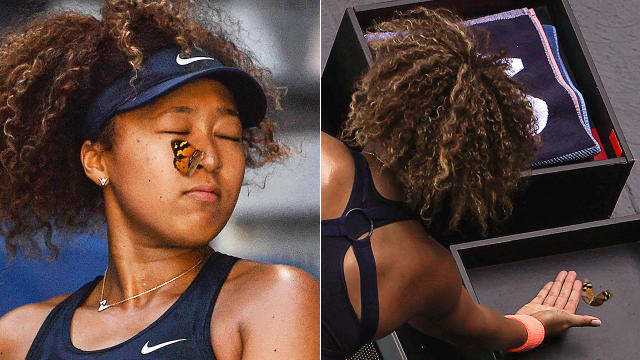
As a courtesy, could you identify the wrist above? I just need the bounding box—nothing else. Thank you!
[504,314,545,352]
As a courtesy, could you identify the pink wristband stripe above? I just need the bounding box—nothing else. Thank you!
[504,314,545,352]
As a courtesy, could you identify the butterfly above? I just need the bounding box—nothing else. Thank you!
[171,140,204,176]
[581,279,613,306]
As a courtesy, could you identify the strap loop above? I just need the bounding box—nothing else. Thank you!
[344,207,374,242]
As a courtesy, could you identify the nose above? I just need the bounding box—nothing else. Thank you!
[196,141,221,172]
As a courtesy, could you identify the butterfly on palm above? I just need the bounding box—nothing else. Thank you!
[581,279,613,306]
[171,140,204,176]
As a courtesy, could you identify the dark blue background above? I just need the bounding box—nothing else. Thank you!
[0,233,108,317]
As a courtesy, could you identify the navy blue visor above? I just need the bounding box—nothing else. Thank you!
[82,47,267,140]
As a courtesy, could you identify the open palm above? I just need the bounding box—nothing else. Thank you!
[515,270,601,336]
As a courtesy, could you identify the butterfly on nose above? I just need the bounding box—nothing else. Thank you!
[171,140,205,176]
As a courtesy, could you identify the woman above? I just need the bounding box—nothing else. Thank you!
[321,8,599,359]
[0,0,318,358]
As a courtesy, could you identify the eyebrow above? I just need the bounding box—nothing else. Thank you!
[157,106,193,117]
[223,108,240,117]
[155,105,239,118]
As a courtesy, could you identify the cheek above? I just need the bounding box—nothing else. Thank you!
[221,147,246,192]
[111,139,176,205]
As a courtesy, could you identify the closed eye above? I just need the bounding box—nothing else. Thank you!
[164,131,189,135]
[217,135,242,142]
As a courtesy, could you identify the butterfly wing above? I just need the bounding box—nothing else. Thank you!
[589,290,613,306]
[581,279,612,306]
[186,150,204,176]
[581,279,595,305]
[174,156,190,174]
[172,140,203,176]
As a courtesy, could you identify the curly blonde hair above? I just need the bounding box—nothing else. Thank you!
[0,0,286,259]
[341,8,539,236]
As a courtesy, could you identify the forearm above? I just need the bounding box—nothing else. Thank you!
[410,286,527,351]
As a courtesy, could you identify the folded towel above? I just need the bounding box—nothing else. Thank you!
[365,9,601,167]
[467,8,600,167]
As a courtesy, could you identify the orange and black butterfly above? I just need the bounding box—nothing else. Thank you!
[581,279,613,306]
[171,140,204,177]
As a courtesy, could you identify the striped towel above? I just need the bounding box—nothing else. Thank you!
[466,8,600,167]
[365,9,601,167]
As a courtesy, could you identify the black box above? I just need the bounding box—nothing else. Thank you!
[322,0,634,242]
[450,214,640,359]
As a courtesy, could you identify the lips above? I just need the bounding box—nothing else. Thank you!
[185,184,220,202]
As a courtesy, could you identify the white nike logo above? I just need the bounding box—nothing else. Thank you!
[176,54,216,65]
[140,338,188,354]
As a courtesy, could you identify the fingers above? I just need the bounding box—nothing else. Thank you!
[533,310,602,337]
[563,279,582,313]
[532,281,553,304]
[543,270,568,306]
[566,314,601,328]
[553,271,577,309]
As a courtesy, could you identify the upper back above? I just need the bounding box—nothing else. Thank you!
[321,132,405,220]
[320,133,462,345]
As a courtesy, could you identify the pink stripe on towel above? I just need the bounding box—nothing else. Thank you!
[528,8,584,125]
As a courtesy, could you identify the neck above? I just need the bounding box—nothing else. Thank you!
[94,190,214,310]
[103,243,212,303]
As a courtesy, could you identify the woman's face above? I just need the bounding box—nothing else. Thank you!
[102,78,245,247]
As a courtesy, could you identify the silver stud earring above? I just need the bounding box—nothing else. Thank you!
[98,177,109,186]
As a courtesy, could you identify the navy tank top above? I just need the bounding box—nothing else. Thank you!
[26,251,238,359]
[321,151,416,359]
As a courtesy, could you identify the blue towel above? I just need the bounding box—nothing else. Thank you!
[365,10,601,167]
[542,25,594,132]
[466,8,600,167]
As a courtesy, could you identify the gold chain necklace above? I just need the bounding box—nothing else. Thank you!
[97,257,204,312]
[361,151,385,165]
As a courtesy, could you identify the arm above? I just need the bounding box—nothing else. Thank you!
[346,155,597,351]
[362,222,526,349]
[406,245,599,351]
[323,133,598,352]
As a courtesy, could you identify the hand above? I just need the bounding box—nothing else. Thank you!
[515,270,601,337]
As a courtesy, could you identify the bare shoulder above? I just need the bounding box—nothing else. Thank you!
[321,131,351,161]
[211,260,319,359]
[321,132,354,186]
[221,259,319,315]
[0,293,70,359]
[225,260,318,297]
[321,132,355,219]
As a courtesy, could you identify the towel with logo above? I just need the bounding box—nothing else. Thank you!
[365,9,600,167]
[466,8,600,167]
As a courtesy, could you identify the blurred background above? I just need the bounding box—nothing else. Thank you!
[0,0,319,317]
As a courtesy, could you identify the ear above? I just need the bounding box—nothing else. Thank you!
[80,140,110,186]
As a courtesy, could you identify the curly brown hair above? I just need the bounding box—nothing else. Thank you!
[341,8,539,236]
[0,0,287,259]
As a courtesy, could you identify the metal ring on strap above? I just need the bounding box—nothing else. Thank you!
[344,207,374,242]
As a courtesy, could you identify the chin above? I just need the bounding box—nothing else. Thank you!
[171,224,221,247]
[165,232,215,249]
[161,208,232,245]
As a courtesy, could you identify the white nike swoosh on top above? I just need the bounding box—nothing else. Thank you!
[141,338,188,354]
[176,54,216,65]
